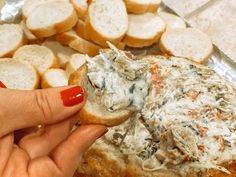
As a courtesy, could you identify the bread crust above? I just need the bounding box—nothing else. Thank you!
[124,31,163,48]
[124,0,160,14]
[26,2,78,38]
[71,0,88,20]
[56,31,101,57]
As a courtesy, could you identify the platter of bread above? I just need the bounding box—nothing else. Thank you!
[0,0,236,177]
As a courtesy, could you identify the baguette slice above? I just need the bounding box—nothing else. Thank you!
[69,45,150,126]
[158,11,186,30]
[124,0,161,14]
[71,0,88,20]
[20,20,42,44]
[0,59,39,90]
[13,45,59,75]
[66,53,87,77]
[75,20,126,49]
[42,39,77,68]
[22,0,69,17]
[69,64,132,126]
[85,0,128,47]
[0,24,26,58]
[41,68,68,88]
[56,30,101,56]
[25,1,78,38]
[123,13,166,48]
[160,28,213,63]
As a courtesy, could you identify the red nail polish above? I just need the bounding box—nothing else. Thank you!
[61,86,84,106]
[0,81,6,88]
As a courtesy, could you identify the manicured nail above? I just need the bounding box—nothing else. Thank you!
[98,128,108,139]
[0,81,6,88]
[60,86,84,106]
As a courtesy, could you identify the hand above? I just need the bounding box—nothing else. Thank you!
[0,82,107,177]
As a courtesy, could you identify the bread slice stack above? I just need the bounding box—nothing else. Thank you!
[13,45,59,75]
[0,24,26,58]
[0,59,39,90]
[23,0,78,38]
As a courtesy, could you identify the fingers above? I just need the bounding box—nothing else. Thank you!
[51,125,107,177]
[0,133,14,175]
[19,116,77,159]
[0,86,85,137]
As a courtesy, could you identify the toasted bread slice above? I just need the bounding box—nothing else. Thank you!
[42,39,77,68]
[56,30,101,56]
[13,45,59,75]
[0,24,26,58]
[0,59,39,90]
[160,28,213,63]
[69,45,150,126]
[20,20,42,44]
[66,53,87,77]
[71,0,88,20]
[25,1,78,38]
[41,68,68,88]
[158,11,186,30]
[124,0,161,14]
[123,13,166,48]
[85,0,128,47]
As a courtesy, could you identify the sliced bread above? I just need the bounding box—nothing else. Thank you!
[123,13,166,48]
[69,45,150,126]
[85,0,128,47]
[71,0,89,20]
[0,59,39,90]
[160,28,213,63]
[20,20,42,44]
[158,11,186,30]
[13,45,59,75]
[56,30,101,56]
[124,0,161,14]
[75,20,126,50]
[22,0,70,17]
[65,53,87,77]
[0,24,26,58]
[41,68,68,88]
[42,39,77,69]
[25,1,78,38]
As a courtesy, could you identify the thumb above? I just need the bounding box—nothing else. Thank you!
[0,84,85,137]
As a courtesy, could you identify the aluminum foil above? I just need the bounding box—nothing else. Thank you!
[0,0,235,87]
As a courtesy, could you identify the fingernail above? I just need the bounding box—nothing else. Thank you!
[0,81,6,88]
[98,128,108,139]
[60,86,84,107]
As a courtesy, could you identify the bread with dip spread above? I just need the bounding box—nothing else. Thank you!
[70,45,236,177]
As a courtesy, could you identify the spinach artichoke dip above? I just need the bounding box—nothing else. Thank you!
[86,46,151,112]
[85,45,236,176]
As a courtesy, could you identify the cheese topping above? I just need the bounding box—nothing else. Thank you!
[87,45,151,111]
[103,55,236,176]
